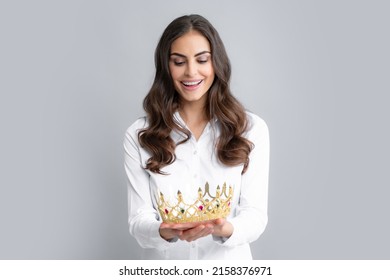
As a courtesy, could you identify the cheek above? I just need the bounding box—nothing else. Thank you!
[169,66,182,81]
[201,65,215,79]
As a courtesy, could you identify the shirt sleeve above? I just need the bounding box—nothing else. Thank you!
[123,119,172,250]
[218,113,270,247]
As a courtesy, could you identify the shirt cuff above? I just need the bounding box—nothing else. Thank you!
[147,221,176,249]
[212,235,229,244]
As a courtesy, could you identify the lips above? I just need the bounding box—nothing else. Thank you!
[181,80,203,88]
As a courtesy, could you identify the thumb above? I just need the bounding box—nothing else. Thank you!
[213,218,225,226]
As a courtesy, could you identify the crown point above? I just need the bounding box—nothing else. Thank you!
[197,187,203,198]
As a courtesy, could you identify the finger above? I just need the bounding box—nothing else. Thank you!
[160,223,183,230]
[187,227,214,242]
[184,224,214,242]
[212,218,225,226]
[175,222,201,230]
[179,225,205,241]
[198,226,214,238]
[159,223,169,229]
[160,228,182,240]
[161,222,201,230]
[196,220,218,229]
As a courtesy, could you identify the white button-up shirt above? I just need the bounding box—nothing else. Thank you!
[124,111,269,259]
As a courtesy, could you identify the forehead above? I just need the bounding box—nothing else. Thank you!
[170,30,211,55]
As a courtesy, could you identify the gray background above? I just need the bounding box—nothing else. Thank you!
[1,0,389,259]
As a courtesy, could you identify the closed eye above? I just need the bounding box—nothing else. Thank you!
[197,55,210,64]
[174,61,185,66]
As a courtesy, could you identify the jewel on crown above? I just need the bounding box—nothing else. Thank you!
[157,182,233,223]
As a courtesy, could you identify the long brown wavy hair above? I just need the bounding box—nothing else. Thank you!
[138,14,253,174]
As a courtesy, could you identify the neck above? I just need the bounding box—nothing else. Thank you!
[179,103,208,126]
[178,102,209,141]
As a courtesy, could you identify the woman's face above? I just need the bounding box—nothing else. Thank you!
[169,30,215,107]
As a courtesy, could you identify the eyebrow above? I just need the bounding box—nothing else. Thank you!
[170,51,211,58]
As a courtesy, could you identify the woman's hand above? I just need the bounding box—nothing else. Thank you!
[159,221,210,242]
[206,218,234,238]
[159,218,233,242]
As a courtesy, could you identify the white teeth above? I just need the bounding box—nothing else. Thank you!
[182,80,202,86]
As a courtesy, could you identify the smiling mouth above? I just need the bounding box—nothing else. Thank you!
[181,80,203,87]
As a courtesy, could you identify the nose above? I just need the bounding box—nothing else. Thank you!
[184,60,197,77]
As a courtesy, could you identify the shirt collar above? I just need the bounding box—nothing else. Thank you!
[173,111,218,126]
[173,111,219,138]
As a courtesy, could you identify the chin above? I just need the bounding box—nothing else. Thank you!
[180,91,208,103]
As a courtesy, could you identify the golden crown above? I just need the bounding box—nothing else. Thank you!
[157,182,233,223]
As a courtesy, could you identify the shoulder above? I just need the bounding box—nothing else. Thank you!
[245,111,268,135]
[124,117,148,139]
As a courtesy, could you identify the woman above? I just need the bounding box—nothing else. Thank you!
[124,14,269,259]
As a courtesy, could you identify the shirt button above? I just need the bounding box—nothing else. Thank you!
[193,150,197,155]
[194,174,197,178]
[191,243,196,248]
